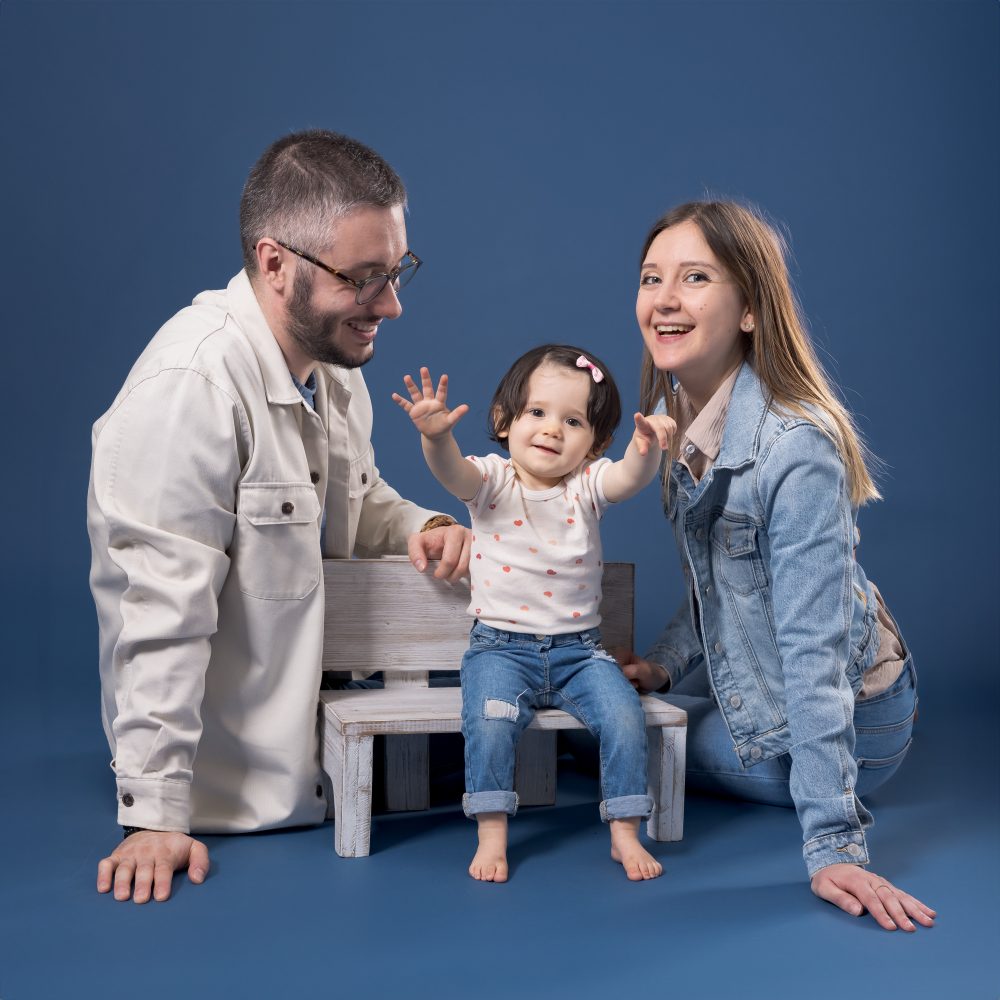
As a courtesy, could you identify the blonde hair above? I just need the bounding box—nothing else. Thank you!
[638,200,880,506]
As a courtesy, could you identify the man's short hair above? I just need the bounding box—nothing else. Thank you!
[239,129,407,275]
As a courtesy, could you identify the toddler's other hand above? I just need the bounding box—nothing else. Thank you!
[632,412,676,457]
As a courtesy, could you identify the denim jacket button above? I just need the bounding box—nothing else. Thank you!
[729,694,742,709]
[750,746,762,760]
[714,641,723,654]
[846,843,862,857]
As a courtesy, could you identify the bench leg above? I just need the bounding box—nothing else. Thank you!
[324,729,374,857]
[515,729,557,806]
[646,724,686,842]
[384,735,430,811]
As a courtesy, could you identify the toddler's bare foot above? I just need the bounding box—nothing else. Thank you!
[609,817,663,881]
[469,812,509,882]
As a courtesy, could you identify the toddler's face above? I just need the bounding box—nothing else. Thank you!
[502,363,597,490]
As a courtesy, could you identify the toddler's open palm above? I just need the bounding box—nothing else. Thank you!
[393,366,469,439]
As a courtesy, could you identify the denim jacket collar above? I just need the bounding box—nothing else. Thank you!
[712,359,771,473]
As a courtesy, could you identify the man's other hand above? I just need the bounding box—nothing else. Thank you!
[97,830,209,903]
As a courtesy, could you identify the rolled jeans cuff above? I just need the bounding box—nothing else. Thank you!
[463,790,519,818]
[599,794,654,823]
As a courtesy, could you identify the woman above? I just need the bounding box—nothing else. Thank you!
[621,200,935,931]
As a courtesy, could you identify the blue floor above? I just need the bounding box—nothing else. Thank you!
[1,692,996,999]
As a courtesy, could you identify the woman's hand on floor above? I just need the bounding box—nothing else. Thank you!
[811,863,936,931]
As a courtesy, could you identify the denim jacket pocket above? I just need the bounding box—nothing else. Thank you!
[710,521,764,596]
[233,482,321,600]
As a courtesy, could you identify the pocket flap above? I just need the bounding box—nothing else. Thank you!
[711,522,757,556]
[238,482,320,526]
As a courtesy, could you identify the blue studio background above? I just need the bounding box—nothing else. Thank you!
[1,1,997,997]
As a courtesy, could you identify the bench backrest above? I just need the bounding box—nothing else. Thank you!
[322,557,634,683]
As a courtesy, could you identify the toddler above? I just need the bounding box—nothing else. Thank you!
[394,344,674,882]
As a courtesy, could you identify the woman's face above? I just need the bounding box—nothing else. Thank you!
[637,220,753,403]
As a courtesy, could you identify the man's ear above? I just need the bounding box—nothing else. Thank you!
[255,238,291,293]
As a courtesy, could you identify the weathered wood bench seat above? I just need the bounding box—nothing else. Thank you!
[320,558,687,858]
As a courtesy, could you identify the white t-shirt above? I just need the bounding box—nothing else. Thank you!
[464,454,613,634]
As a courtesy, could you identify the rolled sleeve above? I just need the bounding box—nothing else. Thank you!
[755,423,873,874]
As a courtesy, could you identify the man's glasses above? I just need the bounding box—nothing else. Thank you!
[274,240,421,305]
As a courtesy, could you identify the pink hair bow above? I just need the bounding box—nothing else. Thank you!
[575,355,604,383]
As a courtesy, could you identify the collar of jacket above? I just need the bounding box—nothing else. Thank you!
[226,270,352,406]
[711,359,772,473]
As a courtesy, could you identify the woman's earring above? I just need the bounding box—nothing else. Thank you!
[741,319,755,333]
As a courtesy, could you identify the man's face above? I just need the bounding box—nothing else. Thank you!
[284,204,407,369]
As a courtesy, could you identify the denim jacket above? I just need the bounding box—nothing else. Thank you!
[647,362,883,876]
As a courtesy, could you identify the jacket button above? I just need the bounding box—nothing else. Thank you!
[729,694,742,709]
[750,746,762,760]
[714,641,723,654]
[846,843,862,857]
[281,501,294,515]
[310,471,320,484]
[121,793,134,807]
[361,472,368,485]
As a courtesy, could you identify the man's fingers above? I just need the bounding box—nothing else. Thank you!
[188,839,210,884]
[132,862,155,905]
[96,856,116,893]
[113,857,136,901]
[153,859,176,902]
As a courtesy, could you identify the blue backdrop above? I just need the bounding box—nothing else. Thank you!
[1,1,996,995]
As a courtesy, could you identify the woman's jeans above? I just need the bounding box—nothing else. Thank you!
[663,655,918,806]
[461,622,653,822]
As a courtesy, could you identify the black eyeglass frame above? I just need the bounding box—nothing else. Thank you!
[274,239,421,305]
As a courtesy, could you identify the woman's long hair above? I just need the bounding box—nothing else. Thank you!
[638,200,880,506]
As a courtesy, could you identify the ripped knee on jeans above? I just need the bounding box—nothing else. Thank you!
[483,698,519,722]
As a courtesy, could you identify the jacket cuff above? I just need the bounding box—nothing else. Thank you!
[802,830,870,878]
[115,776,191,832]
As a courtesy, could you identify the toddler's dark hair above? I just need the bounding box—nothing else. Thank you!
[488,344,621,455]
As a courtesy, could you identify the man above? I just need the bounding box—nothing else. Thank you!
[88,130,469,903]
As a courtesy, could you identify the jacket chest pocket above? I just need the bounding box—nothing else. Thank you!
[348,450,375,499]
[233,483,322,600]
[710,521,765,597]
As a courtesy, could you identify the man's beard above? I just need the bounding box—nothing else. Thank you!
[285,269,374,369]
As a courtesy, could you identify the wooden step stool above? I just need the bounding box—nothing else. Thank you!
[319,558,687,857]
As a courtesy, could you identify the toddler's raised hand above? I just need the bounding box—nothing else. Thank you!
[632,412,676,457]
[393,367,469,440]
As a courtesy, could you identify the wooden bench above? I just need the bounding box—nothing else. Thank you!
[319,558,687,858]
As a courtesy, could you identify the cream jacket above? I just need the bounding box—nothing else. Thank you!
[88,271,436,833]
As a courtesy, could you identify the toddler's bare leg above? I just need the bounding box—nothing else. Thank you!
[609,818,663,881]
[469,812,509,882]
